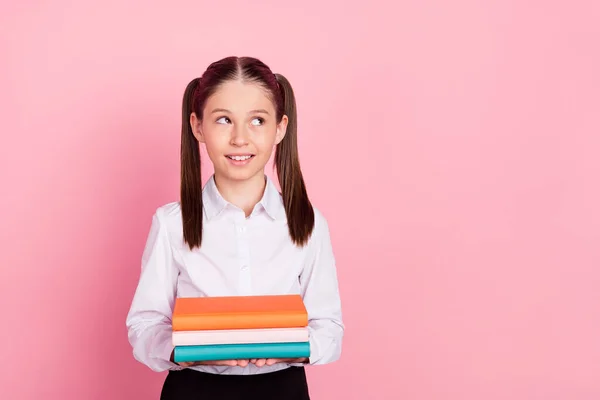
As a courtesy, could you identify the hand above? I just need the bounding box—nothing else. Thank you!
[178,359,251,368]
[250,358,308,367]
[170,350,250,368]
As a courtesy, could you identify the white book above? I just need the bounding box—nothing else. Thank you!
[172,327,309,346]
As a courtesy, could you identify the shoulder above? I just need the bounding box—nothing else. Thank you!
[309,205,332,243]
[140,202,183,260]
[154,201,182,218]
[312,205,329,231]
[150,201,183,234]
[303,205,336,261]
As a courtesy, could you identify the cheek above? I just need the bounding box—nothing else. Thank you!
[253,128,278,149]
[202,128,229,151]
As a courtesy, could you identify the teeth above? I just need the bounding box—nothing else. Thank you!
[229,155,252,161]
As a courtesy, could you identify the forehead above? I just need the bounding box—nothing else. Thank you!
[205,80,275,113]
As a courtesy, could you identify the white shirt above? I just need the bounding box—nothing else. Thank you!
[125,174,344,374]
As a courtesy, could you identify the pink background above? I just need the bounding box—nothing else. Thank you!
[1,1,599,399]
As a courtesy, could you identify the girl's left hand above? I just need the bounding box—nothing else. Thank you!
[250,358,308,367]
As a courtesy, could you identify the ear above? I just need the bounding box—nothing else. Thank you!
[275,115,288,145]
[190,112,205,143]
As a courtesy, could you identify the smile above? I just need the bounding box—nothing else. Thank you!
[226,155,254,161]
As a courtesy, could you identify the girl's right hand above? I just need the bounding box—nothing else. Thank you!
[178,359,250,368]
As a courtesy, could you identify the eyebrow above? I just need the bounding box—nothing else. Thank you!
[210,108,270,115]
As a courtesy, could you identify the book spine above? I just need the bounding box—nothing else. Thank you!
[172,327,309,346]
[172,311,308,331]
[173,342,311,363]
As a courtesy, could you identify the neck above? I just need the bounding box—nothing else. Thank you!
[213,172,267,217]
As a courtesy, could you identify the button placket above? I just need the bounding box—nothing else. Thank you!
[236,220,252,295]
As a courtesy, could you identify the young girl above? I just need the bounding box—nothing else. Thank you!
[125,56,344,399]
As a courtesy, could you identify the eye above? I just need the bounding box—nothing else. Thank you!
[216,116,231,124]
[251,117,265,126]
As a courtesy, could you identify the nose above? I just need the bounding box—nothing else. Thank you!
[230,124,249,147]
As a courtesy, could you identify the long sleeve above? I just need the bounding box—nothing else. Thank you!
[297,210,345,365]
[125,208,182,372]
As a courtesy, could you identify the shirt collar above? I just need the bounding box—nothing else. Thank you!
[202,174,285,221]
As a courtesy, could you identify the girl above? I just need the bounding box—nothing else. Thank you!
[126,56,344,400]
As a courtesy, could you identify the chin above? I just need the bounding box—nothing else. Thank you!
[218,166,264,182]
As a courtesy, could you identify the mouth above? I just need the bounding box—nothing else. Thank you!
[226,154,254,161]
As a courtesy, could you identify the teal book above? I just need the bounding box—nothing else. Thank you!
[173,341,310,363]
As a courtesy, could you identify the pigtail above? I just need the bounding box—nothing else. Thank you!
[274,73,315,246]
[180,78,203,249]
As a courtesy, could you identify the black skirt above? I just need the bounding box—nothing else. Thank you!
[160,366,311,400]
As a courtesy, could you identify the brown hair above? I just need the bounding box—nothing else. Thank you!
[180,56,314,249]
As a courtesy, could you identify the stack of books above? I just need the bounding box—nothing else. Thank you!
[171,294,311,363]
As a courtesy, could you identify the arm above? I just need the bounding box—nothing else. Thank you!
[125,208,182,372]
[296,209,345,365]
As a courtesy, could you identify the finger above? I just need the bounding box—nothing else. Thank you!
[237,359,249,367]
[266,358,278,366]
[255,358,266,367]
[250,359,257,363]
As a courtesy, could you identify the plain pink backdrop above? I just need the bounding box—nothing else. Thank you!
[1,1,599,399]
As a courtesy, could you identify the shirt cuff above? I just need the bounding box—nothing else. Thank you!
[288,340,313,367]
[154,337,183,371]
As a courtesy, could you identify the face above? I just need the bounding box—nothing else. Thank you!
[190,80,288,184]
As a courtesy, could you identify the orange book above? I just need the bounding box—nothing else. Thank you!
[172,294,308,331]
